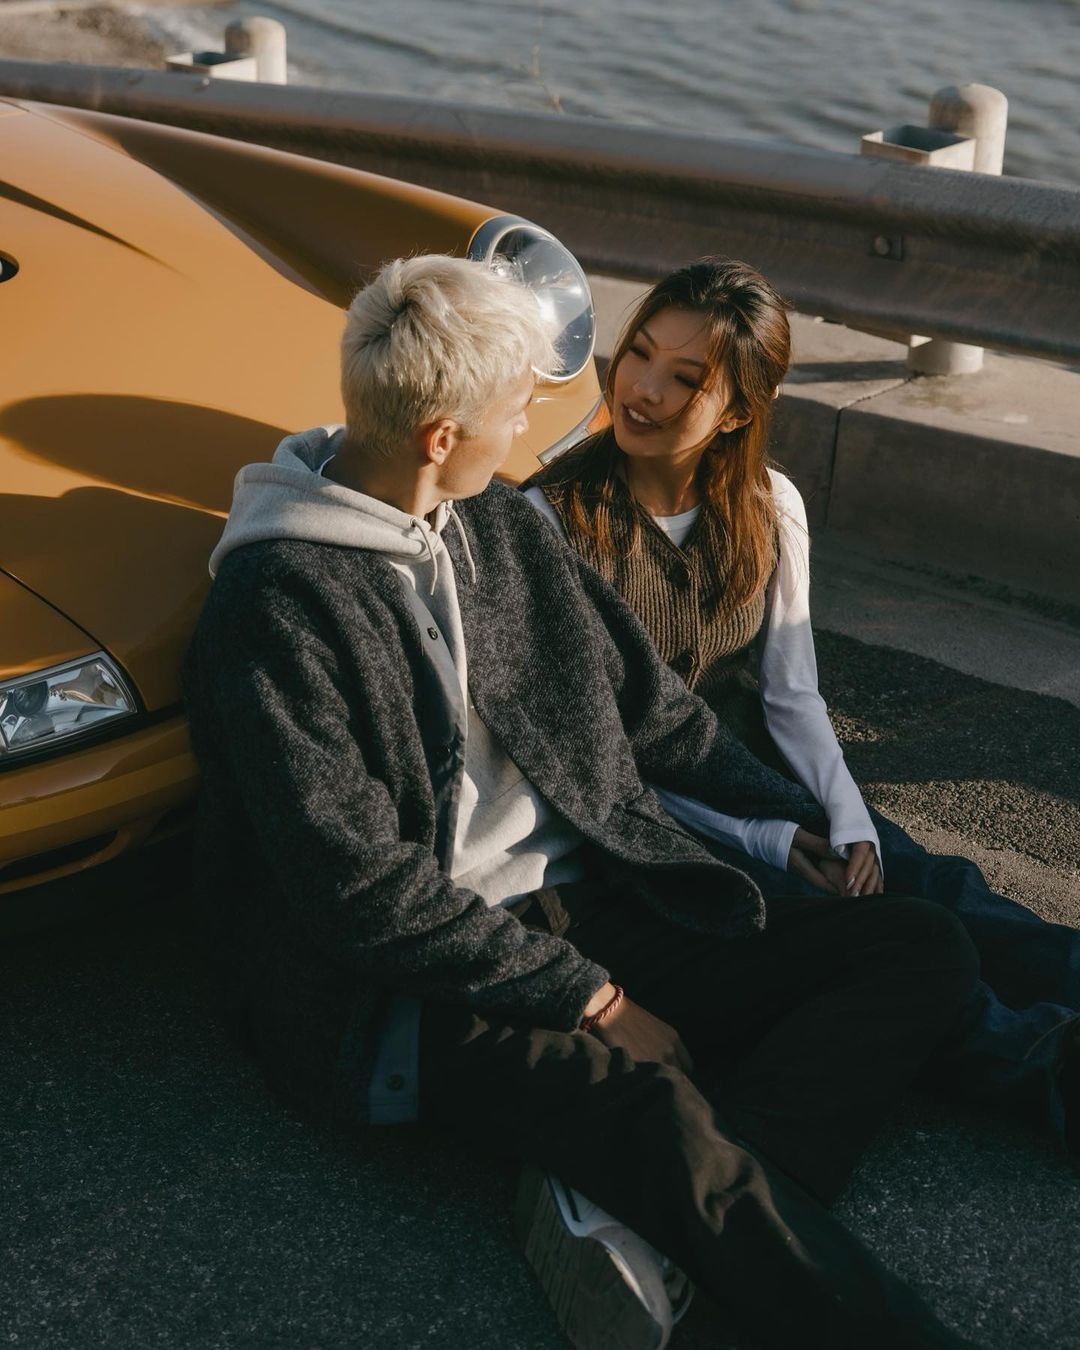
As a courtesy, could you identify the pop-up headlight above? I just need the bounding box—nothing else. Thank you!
[469,218,595,382]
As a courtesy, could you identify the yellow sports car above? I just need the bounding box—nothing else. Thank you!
[0,99,603,895]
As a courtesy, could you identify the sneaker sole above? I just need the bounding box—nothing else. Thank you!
[514,1167,672,1350]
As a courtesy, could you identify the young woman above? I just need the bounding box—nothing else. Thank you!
[523,257,1079,1145]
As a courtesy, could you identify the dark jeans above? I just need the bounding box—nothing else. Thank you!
[707,806,1080,1139]
[419,884,980,1350]
[869,810,1080,1008]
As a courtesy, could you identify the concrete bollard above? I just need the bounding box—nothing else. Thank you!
[860,85,1008,375]
[905,332,985,375]
[225,18,288,85]
[929,83,1008,175]
[860,123,980,371]
[907,84,1009,375]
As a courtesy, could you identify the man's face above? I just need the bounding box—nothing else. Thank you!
[437,368,535,499]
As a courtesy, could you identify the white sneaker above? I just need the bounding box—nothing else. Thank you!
[513,1167,694,1350]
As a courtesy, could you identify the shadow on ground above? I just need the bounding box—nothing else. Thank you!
[817,630,1080,879]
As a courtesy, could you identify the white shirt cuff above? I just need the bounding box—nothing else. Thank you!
[652,787,798,873]
[828,823,884,879]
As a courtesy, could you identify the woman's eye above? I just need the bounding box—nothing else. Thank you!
[677,376,700,390]
[628,345,647,358]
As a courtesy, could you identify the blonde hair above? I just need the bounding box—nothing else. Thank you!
[340,254,557,457]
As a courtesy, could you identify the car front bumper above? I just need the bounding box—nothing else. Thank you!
[0,715,197,893]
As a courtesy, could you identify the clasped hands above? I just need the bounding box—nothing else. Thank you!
[787,828,882,897]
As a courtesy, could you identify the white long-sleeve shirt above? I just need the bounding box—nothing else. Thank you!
[522,471,880,872]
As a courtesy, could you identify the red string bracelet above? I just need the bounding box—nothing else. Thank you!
[580,983,624,1032]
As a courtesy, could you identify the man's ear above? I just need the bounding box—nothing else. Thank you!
[418,418,460,466]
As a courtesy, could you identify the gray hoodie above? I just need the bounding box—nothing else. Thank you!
[211,427,585,907]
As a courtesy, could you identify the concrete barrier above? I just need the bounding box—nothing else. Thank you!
[826,360,1080,604]
[778,338,1079,608]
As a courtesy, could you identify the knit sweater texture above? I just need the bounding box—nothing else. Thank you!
[182,479,825,1127]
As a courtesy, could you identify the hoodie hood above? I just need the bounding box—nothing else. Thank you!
[208,426,474,592]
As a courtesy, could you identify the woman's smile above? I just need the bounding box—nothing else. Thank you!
[620,402,661,432]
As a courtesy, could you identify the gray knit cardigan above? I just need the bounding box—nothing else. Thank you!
[182,480,825,1127]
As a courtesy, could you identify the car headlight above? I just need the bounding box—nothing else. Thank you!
[0,654,137,761]
[468,217,595,383]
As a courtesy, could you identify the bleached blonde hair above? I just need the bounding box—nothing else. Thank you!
[340,254,558,458]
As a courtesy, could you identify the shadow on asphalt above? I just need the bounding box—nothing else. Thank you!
[817,631,1080,885]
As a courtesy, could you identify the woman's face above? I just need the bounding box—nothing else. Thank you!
[610,305,745,462]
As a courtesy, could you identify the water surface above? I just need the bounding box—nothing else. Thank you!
[147,0,1080,185]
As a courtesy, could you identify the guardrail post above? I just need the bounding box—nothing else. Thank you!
[929,83,1008,175]
[907,84,1009,375]
[225,18,288,85]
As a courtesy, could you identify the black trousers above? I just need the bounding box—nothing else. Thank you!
[418,883,981,1350]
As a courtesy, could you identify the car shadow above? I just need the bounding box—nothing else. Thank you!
[0,394,288,511]
[0,396,295,693]
[0,485,222,703]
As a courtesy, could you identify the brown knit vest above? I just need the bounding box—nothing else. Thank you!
[536,473,784,768]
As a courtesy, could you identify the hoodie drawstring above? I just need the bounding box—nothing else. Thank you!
[410,520,442,596]
[407,505,477,596]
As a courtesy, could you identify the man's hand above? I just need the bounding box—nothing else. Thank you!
[583,986,694,1075]
[843,840,883,897]
[787,828,842,893]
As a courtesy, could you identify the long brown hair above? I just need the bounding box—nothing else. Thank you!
[535,257,790,615]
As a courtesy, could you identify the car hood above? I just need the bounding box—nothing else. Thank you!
[0,102,600,709]
[0,570,98,684]
[0,102,484,710]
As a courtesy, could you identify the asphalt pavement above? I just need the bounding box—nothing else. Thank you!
[2,576,1078,1350]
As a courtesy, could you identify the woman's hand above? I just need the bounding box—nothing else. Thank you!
[843,840,883,897]
[787,831,883,897]
[786,828,842,894]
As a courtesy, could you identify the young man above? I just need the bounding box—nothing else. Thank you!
[184,255,981,1350]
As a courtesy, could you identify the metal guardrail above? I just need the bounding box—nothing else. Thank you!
[2,60,1079,361]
